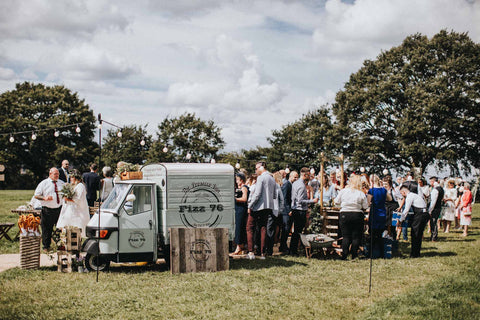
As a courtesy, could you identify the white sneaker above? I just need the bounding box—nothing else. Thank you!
[259,254,266,260]
[247,252,255,260]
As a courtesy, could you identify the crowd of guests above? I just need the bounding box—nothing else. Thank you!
[33,159,117,252]
[232,163,475,260]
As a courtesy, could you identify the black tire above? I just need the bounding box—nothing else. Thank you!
[85,253,110,272]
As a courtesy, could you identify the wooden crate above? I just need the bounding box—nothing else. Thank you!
[66,227,82,251]
[57,251,73,273]
[19,236,41,269]
[120,171,143,180]
[170,228,229,274]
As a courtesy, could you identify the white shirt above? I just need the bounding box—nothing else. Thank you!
[34,178,65,209]
[334,188,368,213]
[428,187,439,214]
[399,191,426,222]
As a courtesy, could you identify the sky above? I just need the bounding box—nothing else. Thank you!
[0,0,479,153]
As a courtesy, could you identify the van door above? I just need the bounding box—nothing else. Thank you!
[118,184,155,262]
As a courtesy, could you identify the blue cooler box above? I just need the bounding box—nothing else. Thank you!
[392,212,408,227]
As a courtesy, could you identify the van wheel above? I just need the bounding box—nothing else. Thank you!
[85,253,110,272]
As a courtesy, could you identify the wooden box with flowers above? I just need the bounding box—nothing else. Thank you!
[117,162,143,180]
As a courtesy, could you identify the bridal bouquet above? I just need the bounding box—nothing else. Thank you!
[60,183,76,200]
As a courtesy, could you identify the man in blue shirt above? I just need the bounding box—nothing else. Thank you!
[289,167,318,255]
[246,161,276,260]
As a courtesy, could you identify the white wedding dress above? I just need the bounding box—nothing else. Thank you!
[57,183,91,237]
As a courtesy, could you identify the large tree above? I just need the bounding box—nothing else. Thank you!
[148,113,225,163]
[0,82,98,188]
[333,30,480,174]
[266,108,336,172]
[101,125,152,170]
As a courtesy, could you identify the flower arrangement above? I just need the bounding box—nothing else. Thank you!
[116,162,140,175]
[60,183,76,200]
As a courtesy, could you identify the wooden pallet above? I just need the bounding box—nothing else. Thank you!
[65,227,82,251]
[57,251,74,273]
[19,236,41,269]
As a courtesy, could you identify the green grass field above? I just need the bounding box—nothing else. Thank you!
[0,191,479,319]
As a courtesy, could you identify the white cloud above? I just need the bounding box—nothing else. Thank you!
[61,44,140,80]
[0,0,478,153]
[0,0,129,42]
[0,67,15,80]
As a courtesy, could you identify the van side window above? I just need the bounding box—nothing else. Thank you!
[123,185,152,215]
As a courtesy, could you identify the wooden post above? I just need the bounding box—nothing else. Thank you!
[340,154,345,189]
[320,152,326,234]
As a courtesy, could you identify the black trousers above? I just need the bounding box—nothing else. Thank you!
[40,206,61,250]
[289,210,307,254]
[279,213,292,253]
[410,209,430,257]
[339,211,364,259]
[430,208,441,241]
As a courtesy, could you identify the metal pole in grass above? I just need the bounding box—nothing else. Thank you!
[368,157,376,294]
[97,113,102,283]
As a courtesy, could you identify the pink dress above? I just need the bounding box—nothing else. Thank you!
[460,190,472,226]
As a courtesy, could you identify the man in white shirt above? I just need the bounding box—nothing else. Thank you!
[34,167,64,252]
[396,185,429,257]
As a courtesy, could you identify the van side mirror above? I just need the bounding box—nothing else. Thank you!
[126,194,136,202]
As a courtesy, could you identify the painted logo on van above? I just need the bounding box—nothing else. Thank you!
[128,231,146,248]
[179,182,223,228]
[190,240,212,262]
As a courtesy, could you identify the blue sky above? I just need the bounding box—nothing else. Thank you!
[0,0,478,153]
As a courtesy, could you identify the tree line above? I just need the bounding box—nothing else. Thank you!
[1,30,479,188]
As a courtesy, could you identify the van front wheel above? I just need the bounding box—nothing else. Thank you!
[85,253,110,272]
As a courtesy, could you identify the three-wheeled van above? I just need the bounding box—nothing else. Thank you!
[82,163,235,271]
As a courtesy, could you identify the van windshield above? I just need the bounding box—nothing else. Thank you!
[101,184,130,210]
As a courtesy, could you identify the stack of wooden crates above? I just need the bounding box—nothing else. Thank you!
[57,227,82,273]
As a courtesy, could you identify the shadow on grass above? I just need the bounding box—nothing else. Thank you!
[420,251,457,257]
[230,256,308,270]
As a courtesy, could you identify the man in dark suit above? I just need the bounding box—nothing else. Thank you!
[58,159,70,183]
[82,163,101,207]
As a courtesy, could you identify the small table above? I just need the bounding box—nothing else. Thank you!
[11,209,41,217]
[0,223,15,241]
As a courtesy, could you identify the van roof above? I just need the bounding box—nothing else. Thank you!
[141,163,234,176]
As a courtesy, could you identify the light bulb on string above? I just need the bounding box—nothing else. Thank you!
[117,130,122,138]
[285,165,290,174]
[186,152,192,160]
[140,138,146,146]
[235,162,240,169]
[383,168,389,176]
[54,130,60,137]
[310,168,315,175]
[210,158,216,164]
[162,146,168,153]
[31,132,37,141]
[9,135,14,143]
[98,123,102,129]
[75,125,81,133]
[360,166,365,173]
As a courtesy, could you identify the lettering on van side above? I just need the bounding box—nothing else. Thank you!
[180,183,223,228]
[128,231,146,248]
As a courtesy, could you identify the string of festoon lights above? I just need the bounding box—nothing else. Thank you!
[1,122,91,143]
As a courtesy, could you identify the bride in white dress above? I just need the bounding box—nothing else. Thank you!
[57,170,91,237]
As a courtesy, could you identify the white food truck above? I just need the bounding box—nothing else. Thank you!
[82,163,235,271]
